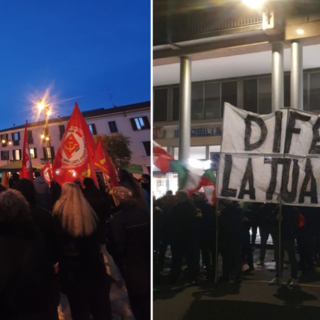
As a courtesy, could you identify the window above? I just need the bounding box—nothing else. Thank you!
[43,147,55,160]
[259,77,272,114]
[108,121,118,133]
[30,148,37,159]
[205,82,220,119]
[142,141,151,156]
[284,75,291,107]
[243,79,258,113]
[1,151,9,160]
[88,124,97,135]
[191,83,204,120]
[172,87,180,121]
[59,125,65,140]
[130,116,150,131]
[154,88,168,122]
[27,130,33,144]
[221,81,237,114]
[12,132,20,146]
[1,134,8,147]
[13,149,21,161]
[310,72,320,111]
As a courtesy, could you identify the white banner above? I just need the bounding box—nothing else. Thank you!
[217,103,320,206]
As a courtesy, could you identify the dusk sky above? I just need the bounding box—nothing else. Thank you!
[0,0,150,129]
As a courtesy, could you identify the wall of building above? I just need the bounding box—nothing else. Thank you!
[0,107,151,174]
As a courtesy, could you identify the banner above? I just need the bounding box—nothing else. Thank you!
[217,103,320,206]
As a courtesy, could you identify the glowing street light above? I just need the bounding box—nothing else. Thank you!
[37,100,45,111]
[243,0,266,9]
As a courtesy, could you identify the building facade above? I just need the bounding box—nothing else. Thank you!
[0,101,151,174]
[153,0,320,197]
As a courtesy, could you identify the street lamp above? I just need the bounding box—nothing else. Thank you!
[37,100,52,163]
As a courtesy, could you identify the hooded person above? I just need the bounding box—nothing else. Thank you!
[33,170,51,210]
[108,186,150,320]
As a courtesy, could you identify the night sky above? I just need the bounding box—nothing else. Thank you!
[0,0,150,129]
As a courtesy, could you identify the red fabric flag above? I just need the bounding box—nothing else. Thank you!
[153,143,174,174]
[41,161,53,186]
[21,120,33,180]
[52,102,98,187]
[2,172,8,189]
[93,138,118,188]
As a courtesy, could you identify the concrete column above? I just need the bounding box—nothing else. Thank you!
[179,56,192,163]
[272,42,284,112]
[291,40,303,110]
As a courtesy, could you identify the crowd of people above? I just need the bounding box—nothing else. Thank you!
[154,191,320,287]
[0,169,150,320]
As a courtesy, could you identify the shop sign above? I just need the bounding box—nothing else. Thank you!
[174,127,222,138]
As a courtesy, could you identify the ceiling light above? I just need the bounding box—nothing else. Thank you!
[243,0,265,9]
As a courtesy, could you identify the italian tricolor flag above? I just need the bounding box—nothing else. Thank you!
[171,161,216,205]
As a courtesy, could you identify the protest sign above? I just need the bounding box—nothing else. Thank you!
[217,103,320,206]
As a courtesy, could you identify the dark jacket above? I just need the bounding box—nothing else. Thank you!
[83,185,111,244]
[108,204,150,296]
[33,176,51,210]
[53,216,107,283]
[257,203,279,228]
[169,201,198,241]
[194,199,216,241]
[31,205,55,260]
[0,222,53,318]
[219,203,243,246]
[281,206,300,240]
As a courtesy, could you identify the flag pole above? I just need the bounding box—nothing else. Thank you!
[214,197,220,284]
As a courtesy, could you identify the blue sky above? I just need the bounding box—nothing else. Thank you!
[0,0,150,128]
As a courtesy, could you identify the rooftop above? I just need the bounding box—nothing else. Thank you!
[0,101,150,133]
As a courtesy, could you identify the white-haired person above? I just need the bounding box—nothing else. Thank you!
[52,182,112,320]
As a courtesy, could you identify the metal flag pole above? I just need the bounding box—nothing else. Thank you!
[277,107,291,287]
[214,197,220,283]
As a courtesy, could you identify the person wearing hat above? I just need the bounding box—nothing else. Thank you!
[108,186,150,320]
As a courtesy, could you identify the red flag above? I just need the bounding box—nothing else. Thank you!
[2,172,8,189]
[52,102,98,187]
[93,138,118,188]
[41,161,53,186]
[153,142,174,174]
[21,120,33,180]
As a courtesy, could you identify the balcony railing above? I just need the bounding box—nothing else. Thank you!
[154,6,263,46]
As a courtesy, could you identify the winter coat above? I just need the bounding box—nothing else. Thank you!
[219,204,244,247]
[169,201,198,242]
[281,206,300,240]
[0,222,54,319]
[83,185,111,244]
[34,176,51,210]
[52,216,108,284]
[194,199,216,241]
[108,204,150,296]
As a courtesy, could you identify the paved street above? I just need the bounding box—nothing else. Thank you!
[154,248,320,320]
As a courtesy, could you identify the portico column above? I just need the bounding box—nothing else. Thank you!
[272,42,284,112]
[291,40,303,110]
[179,56,192,164]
